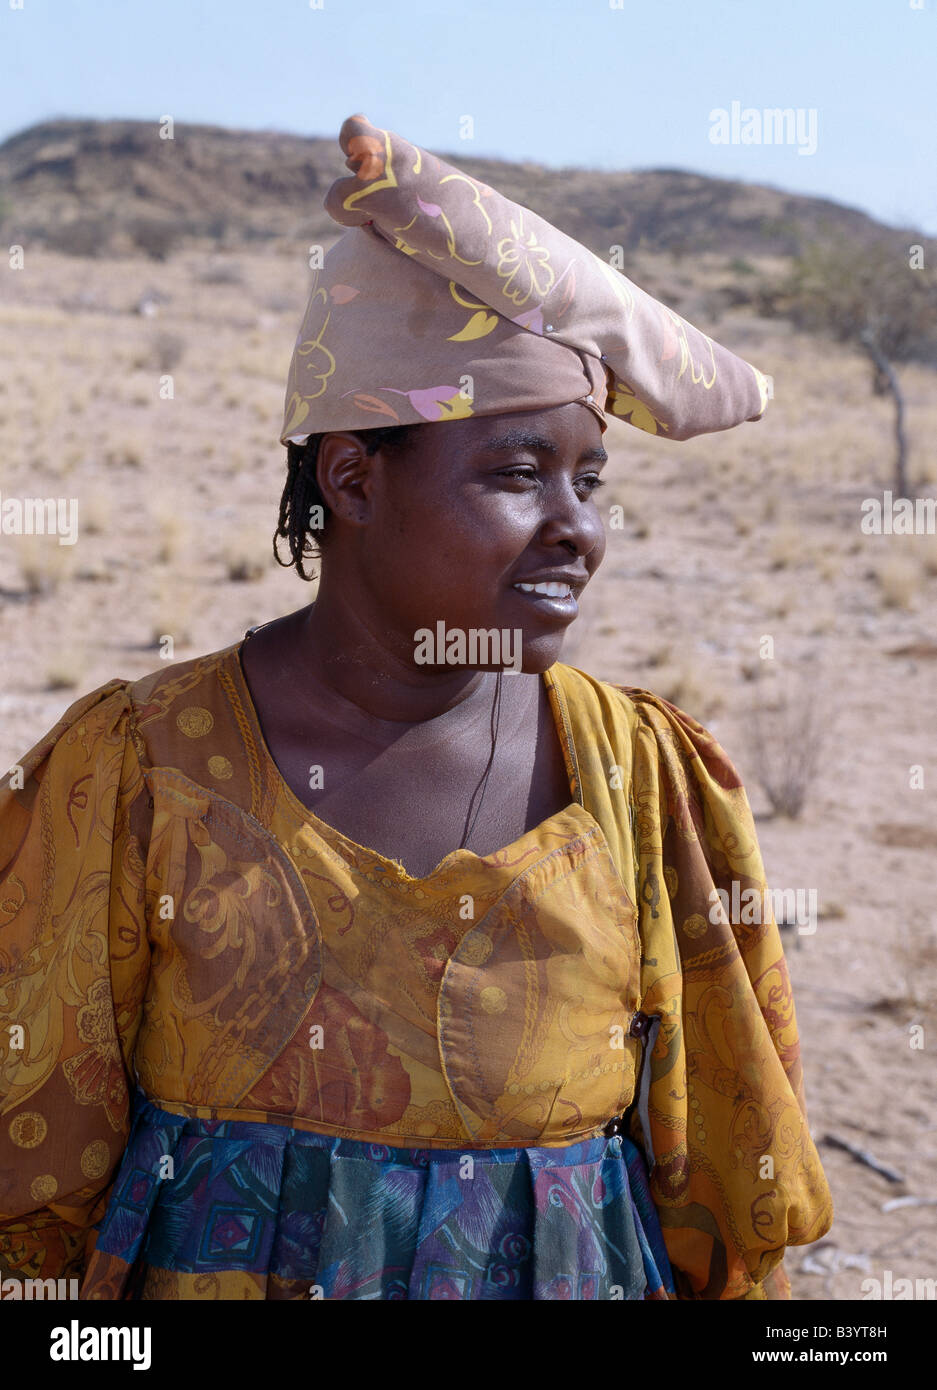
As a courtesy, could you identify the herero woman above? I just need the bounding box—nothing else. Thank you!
[0,114,832,1300]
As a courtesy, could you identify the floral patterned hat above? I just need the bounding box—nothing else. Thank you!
[280,113,772,445]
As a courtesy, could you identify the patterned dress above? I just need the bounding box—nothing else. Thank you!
[0,639,833,1299]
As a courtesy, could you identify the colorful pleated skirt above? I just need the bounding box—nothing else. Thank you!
[81,1089,676,1300]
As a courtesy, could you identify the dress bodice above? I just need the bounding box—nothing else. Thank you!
[134,642,645,1146]
[237,797,643,1147]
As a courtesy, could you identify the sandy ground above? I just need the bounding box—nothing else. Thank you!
[2,246,936,1300]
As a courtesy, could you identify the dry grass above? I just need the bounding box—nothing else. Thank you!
[104,438,146,469]
[768,523,804,570]
[875,554,923,610]
[813,550,844,584]
[196,261,244,286]
[220,527,269,583]
[807,606,837,636]
[893,910,937,1015]
[769,587,798,620]
[80,491,112,536]
[649,665,724,722]
[912,532,937,577]
[43,648,87,691]
[643,642,673,669]
[151,503,189,565]
[14,536,75,596]
[150,589,193,650]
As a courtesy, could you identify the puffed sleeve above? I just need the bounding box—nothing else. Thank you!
[621,688,833,1300]
[0,681,152,1284]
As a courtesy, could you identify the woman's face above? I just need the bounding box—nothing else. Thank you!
[320,401,609,673]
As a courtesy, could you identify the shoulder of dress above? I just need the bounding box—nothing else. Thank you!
[549,663,708,737]
[551,665,743,792]
[1,677,145,825]
[125,641,240,708]
[548,660,640,722]
[122,641,269,814]
[598,680,699,727]
[6,678,133,779]
[599,679,723,750]
[623,687,746,798]
[123,642,242,744]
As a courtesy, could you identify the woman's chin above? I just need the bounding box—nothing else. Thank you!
[512,632,568,674]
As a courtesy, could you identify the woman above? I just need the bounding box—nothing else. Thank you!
[0,115,832,1300]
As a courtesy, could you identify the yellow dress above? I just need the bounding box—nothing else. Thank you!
[0,639,833,1299]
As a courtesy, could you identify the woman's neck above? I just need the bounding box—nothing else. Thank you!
[243,599,539,739]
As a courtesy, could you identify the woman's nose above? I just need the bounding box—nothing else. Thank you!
[539,494,606,563]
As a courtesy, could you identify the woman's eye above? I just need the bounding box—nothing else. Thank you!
[496,468,606,493]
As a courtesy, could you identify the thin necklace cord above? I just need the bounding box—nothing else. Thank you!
[459,671,504,850]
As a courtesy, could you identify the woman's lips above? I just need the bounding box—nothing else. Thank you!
[510,582,578,621]
[514,581,572,599]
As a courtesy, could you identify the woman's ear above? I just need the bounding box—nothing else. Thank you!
[314,432,377,527]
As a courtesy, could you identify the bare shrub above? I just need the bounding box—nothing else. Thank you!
[894,910,937,1014]
[47,216,113,258]
[128,217,180,261]
[197,260,244,285]
[745,676,827,818]
[152,331,186,372]
[104,439,145,468]
[222,543,266,583]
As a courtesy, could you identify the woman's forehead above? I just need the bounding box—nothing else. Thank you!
[417,404,607,458]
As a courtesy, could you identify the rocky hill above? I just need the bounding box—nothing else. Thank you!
[0,116,922,262]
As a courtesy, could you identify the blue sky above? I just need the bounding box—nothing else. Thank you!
[2,0,935,233]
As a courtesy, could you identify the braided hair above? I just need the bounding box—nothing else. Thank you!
[274,424,417,580]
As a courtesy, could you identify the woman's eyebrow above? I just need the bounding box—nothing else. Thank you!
[475,429,608,464]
